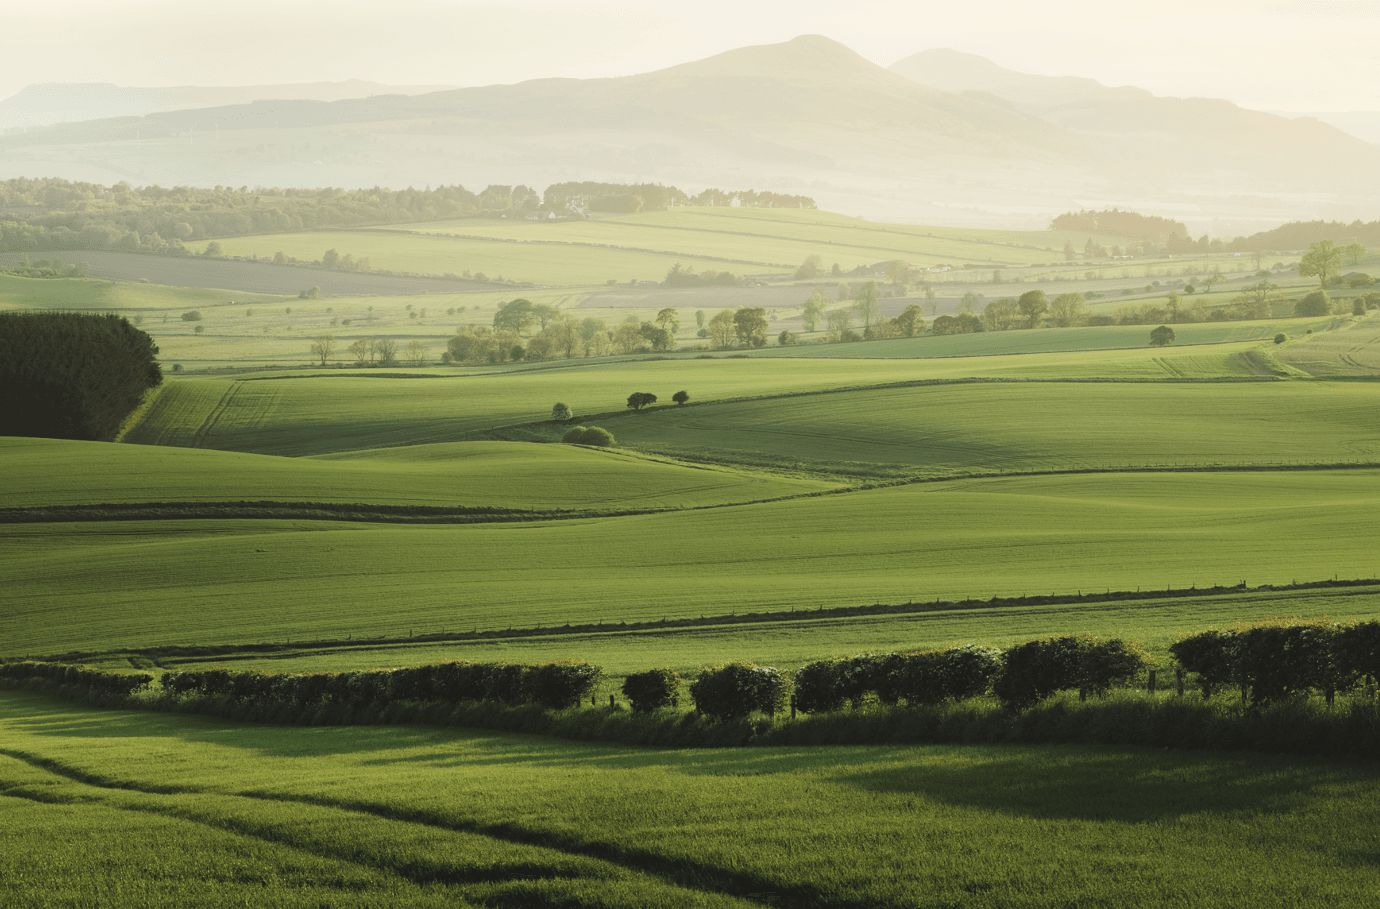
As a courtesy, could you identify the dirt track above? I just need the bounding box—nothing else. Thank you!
[0,251,494,296]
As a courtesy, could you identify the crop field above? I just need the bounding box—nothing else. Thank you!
[755,317,1339,359]
[599,380,1380,475]
[119,343,1266,455]
[214,206,1294,288]
[0,250,493,296]
[176,583,1380,679]
[5,690,1380,909]
[0,437,830,512]
[6,469,1380,656]
[213,230,753,287]
[1277,313,1380,376]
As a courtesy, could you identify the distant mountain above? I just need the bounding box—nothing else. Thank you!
[889,48,1153,113]
[0,36,1375,230]
[0,80,457,131]
[1261,110,1380,145]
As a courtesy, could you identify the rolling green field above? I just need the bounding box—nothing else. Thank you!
[214,206,1291,287]
[7,690,1380,909]
[119,343,1265,455]
[0,437,830,512]
[7,470,1380,657]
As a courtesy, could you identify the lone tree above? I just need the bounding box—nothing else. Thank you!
[551,402,573,421]
[672,390,689,405]
[733,307,769,347]
[1299,240,1343,288]
[1149,324,1176,347]
[626,392,658,410]
[310,333,335,366]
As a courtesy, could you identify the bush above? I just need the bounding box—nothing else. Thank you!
[0,660,153,696]
[993,636,1090,710]
[1149,324,1175,347]
[626,392,657,410]
[550,403,572,421]
[562,425,616,446]
[1081,639,1150,695]
[792,659,846,713]
[690,662,791,720]
[1339,621,1380,684]
[1170,630,1239,699]
[1274,333,1287,344]
[1236,620,1348,704]
[672,390,689,405]
[527,660,603,709]
[1296,290,1331,317]
[622,668,682,712]
[180,311,202,321]
[836,653,883,705]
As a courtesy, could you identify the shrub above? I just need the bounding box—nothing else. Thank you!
[792,659,846,713]
[527,660,603,709]
[1081,639,1150,695]
[690,662,791,720]
[1149,324,1175,347]
[1274,333,1287,344]
[180,311,202,321]
[672,390,689,405]
[993,636,1089,710]
[836,653,883,705]
[1339,621,1380,684]
[550,402,572,421]
[1236,620,1349,704]
[1170,630,1239,699]
[0,660,153,696]
[622,668,682,712]
[1295,290,1331,317]
[626,392,657,410]
[562,425,616,446]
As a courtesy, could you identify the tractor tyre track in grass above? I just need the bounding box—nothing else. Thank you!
[0,748,795,909]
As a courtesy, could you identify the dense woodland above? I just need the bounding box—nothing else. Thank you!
[0,312,162,441]
[0,177,816,255]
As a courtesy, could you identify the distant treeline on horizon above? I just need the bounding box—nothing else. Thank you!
[1053,208,1380,256]
[0,177,814,256]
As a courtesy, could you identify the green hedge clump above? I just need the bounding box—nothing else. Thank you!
[792,659,846,714]
[690,662,791,720]
[993,636,1147,710]
[159,658,601,712]
[621,668,682,712]
[561,426,616,446]
[0,660,153,696]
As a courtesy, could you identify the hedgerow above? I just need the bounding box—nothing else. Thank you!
[0,660,153,696]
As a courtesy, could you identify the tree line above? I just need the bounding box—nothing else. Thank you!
[0,311,162,441]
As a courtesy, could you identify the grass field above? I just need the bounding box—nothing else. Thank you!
[0,437,831,512]
[119,344,1265,455]
[6,470,1380,657]
[213,206,1297,288]
[5,690,1380,909]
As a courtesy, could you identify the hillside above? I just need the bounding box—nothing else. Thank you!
[2,36,1375,227]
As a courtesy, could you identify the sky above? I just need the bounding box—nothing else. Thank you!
[5,0,1378,112]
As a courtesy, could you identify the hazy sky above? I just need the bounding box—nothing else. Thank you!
[7,0,1378,112]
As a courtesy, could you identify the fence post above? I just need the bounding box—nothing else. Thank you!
[1147,669,1157,695]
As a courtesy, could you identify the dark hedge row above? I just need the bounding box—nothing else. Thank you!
[161,658,603,711]
[0,660,154,696]
[1171,619,1380,704]
[0,311,162,441]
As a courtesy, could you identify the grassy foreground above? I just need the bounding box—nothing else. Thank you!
[4,688,1380,909]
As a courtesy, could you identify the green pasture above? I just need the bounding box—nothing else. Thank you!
[0,438,830,512]
[1278,312,1380,376]
[600,380,1380,476]
[5,470,1380,656]
[121,344,1261,456]
[0,272,286,313]
[4,690,1380,908]
[177,584,1380,679]
[759,317,1336,359]
[212,230,748,286]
